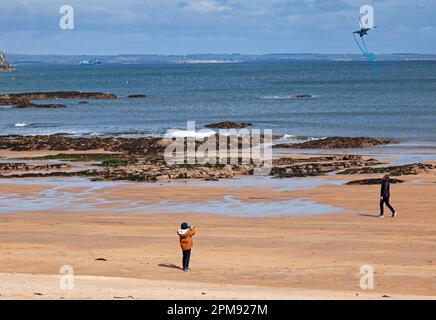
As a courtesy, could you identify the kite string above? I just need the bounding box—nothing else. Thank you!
[353,33,377,63]
[353,33,368,55]
[362,37,377,62]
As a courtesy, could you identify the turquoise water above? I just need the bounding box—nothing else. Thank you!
[1,61,436,143]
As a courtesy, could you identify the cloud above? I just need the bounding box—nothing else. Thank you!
[181,0,232,13]
[287,14,303,25]
[1,0,436,54]
[419,26,436,38]
[394,25,411,33]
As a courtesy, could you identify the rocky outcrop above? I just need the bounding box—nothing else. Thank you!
[0,52,14,72]
[0,170,98,179]
[340,163,434,176]
[0,134,431,182]
[272,155,373,165]
[0,95,66,108]
[346,178,404,185]
[274,137,392,149]
[127,94,147,98]
[0,163,70,172]
[100,155,379,181]
[0,96,28,106]
[204,121,252,129]
[100,163,253,182]
[0,91,116,108]
[271,159,379,178]
[15,103,67,109]
[0,135,167,155]
[0,91,118,100]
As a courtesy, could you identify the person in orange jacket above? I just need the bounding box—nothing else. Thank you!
[177,222,196,272]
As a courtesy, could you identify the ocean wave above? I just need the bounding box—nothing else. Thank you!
[278,135,326,144]
[13,122,62,129]
[88,131,105,136]
[165,129,216,139]
[14,122,31,127]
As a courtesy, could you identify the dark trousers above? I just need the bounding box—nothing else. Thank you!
[380,197,395,216]
[182,249,191,270]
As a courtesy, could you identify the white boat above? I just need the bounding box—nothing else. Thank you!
[79,58,103,66]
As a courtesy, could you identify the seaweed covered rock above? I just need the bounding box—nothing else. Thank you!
[340,163,434,176]
[0,91,117,100]
[346,178,404,185]
[204,121,252,129]
[274,137,392,149]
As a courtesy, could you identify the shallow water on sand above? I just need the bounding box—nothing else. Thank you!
[0,177,342,216]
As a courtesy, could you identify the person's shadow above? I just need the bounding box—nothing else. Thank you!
[158,263,183,270]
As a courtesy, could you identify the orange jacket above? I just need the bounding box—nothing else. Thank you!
[177,227,196,250]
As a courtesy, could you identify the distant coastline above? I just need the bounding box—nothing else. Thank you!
[5,53,436,66]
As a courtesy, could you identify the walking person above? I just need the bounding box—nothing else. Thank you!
[177,222,196,272]
[379,174,397,218]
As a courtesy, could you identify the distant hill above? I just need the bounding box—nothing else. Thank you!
[5,53,436,65]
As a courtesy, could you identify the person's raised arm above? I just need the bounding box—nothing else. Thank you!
[188,227,196,237]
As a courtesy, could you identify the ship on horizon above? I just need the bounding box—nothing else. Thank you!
[79,57,103,66]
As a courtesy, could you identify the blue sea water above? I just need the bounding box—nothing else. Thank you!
[1,61,436,143]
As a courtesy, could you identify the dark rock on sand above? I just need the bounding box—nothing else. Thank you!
[274,137,392,149]
[127,94,148,98]
[100,163,253,182]
[204,121,252,129]
[0,163,70,173]
[340,163,434,176]
[346,178,404,185]
[272,155,372,166]
[0,170,98,179]
[271,160,379,178]
[0,91,117,100]
[0,135,167,156]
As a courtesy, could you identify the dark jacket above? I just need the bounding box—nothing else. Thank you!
[381,180,390,198]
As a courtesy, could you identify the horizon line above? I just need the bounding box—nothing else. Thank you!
[5,52,436,56]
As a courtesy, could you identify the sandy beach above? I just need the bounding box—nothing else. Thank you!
[0,148,435,299]
[2,0,436,304]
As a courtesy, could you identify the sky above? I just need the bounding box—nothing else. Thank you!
[1,0,436,55]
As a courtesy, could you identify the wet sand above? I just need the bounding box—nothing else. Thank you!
[0,168,435,299]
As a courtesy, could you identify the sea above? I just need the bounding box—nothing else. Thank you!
[1,61,436,145]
